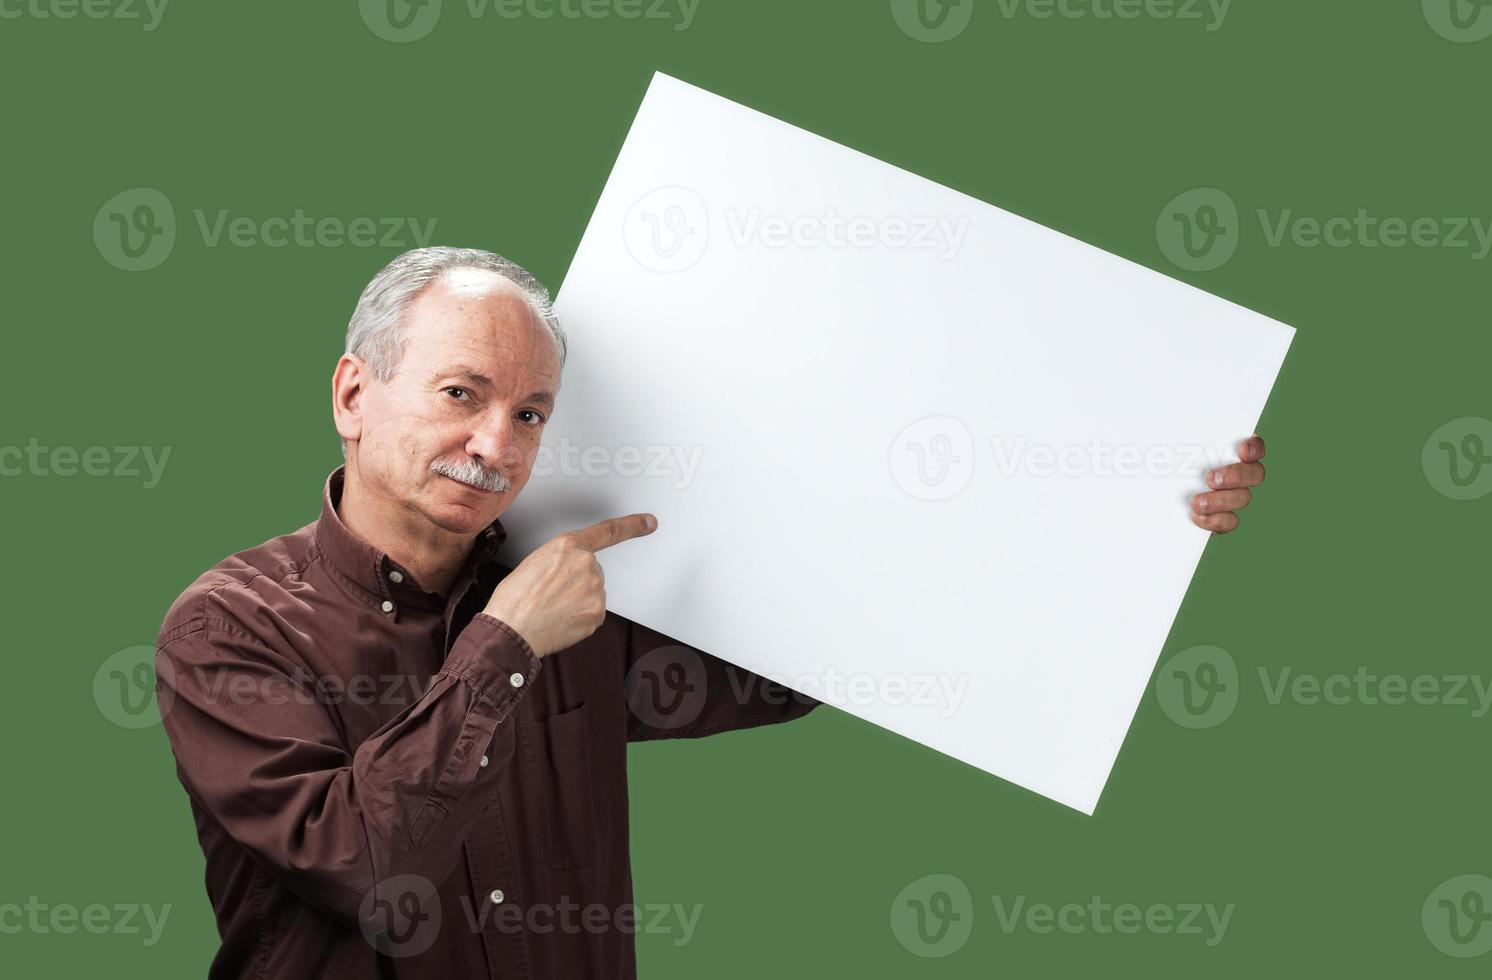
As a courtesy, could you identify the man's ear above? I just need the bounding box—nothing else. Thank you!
[332,354,368,445]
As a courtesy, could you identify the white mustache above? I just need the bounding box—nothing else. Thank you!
[430,457,510,494]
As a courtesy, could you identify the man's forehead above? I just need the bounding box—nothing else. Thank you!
[409,275,552,350]
[400,272,560,384]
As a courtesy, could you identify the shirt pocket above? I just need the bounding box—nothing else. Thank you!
[517,702,602,870]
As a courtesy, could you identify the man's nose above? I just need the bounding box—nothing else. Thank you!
[465,420,522,472]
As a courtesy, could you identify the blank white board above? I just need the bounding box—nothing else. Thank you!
[502,71,1294,814]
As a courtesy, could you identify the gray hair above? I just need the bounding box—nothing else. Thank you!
[345,246,567,382]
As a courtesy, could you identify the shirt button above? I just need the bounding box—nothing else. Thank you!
[479,754,489,768]
[388,570,403,584]
[489,889,505,905]
[380,600,394,614]
[509,672,524,688]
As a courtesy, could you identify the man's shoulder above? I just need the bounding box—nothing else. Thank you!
[157,518,321,647]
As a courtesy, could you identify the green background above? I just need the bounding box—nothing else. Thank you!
[2,0,1488,975]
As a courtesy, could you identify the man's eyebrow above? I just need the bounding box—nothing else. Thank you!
[434,366,494,387]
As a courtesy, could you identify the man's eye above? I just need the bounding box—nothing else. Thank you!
[518,410,545,425]
[444,387,470,401]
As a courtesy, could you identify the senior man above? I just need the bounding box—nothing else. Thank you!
[155,246,1269,980]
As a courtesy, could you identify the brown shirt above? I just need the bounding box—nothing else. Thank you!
[155,467,817,979]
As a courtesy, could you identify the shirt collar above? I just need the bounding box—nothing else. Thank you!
[314,465,507,609]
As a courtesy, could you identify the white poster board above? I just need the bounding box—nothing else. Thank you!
[503,71,1294,814]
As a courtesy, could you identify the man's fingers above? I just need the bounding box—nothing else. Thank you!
[1239,434,1266,463]
[1191,510,1240,534]
[1192,488,1252,516]
[569,513,658,552]
[1206,461,1266,490]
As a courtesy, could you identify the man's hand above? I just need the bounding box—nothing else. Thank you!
[1191,434,1267,534]
[483,513,658,658]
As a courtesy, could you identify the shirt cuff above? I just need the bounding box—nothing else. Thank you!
[439,613,542,712]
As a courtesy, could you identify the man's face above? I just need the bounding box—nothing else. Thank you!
[346,269,561,537]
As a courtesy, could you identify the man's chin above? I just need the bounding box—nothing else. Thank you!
[423,477,508,533]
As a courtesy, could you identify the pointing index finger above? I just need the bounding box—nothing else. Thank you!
[570,513,658,552]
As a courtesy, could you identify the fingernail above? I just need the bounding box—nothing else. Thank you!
[644,515,657,531]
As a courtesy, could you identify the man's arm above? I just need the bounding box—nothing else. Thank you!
[155,610,539,931]
[620,616,820,742]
